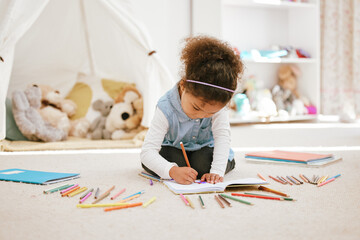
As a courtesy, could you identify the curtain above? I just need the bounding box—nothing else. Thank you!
[320,0,360,118]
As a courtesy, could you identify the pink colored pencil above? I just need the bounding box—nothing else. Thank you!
[60,184,78,194]
[317,178,336,187]
[79,191,92,203]
[111,188,126,200]
[180,194,189,206]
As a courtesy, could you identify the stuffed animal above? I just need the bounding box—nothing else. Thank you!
[37,84,90,138]
[106,86,143,140]
[272,64,307,115]
[89,99,113,139]
[11,84,67,142]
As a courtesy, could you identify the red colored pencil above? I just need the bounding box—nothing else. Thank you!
[231,193,283,201]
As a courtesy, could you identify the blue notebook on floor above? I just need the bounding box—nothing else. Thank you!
[0,168,80,185]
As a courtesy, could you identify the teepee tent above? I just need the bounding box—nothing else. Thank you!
[0,0,175,140]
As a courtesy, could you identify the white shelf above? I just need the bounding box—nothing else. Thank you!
[243,58,317,64]
[230,114,317,124]
[192,0,320,124]
[223,0,317,9]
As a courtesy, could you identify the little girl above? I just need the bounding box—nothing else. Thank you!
[141,36,243,185]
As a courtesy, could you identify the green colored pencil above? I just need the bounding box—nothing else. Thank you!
[219,194,253,205]
[44,184,71,194]
[243,192,296,201]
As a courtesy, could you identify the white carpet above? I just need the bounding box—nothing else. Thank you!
[0,147,359,240]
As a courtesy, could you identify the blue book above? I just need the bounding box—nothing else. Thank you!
[0,168,80,185]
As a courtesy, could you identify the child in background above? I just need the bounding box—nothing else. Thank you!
[141,36,244,185]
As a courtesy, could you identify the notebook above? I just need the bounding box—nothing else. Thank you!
[163,178,268,195]
[0,168,80,185]
[245,150,341,166]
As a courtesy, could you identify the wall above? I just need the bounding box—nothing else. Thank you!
[131,0,192,81]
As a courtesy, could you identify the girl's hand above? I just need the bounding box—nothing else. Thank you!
[201,173,223,184]
[169,166,198,185]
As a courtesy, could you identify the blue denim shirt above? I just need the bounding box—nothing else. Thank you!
[157,85,234,160]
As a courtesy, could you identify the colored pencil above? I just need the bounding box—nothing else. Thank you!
[292,176,303,184]
[117,194,140,203]
[258,186,289,197]
[286,176,298,185]
[281,176,293,185]
[214,195,225,208]
[218,194,232,207]
[199,196,205,208]
[232,193,283,201]
[269,175,285,184]
[327,174,341,180]
[120,190,145,201]
[317,177,336,187]
[180,142,191,168]
[143,197,156,208]
[68,187,87,197]
[111,188,126,200]
[220,194,253,205]
[79,191,92,204]
[139,172,162,182]
[140,171,162,181]
[94,188,100,199]
[92,192,110,204]
[77,202,129,208]
[185,196,195,209]
[104,202,142,212]
[299,174,309,183]
[61,186,80,197]
[60,184,78,194]
[149,179,153,185]
[257,173,267,181]
[277,176,288,184]
[243,192,296,201]
[44,184,71,194]
[102,185,115,196]
[180,194,189,206]
[80,188,94,199]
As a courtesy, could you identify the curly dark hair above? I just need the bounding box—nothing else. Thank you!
[179,36,243,104]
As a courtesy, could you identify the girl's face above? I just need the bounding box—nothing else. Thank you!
[179,87,226,119]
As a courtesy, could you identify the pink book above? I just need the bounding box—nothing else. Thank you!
[245,150,333,162]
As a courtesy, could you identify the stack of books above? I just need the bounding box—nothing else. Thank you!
[245,150,342,166]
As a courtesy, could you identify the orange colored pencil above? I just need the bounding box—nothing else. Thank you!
[257,173,267,181]
[61,186,80,197]
[214,195,225,208]
[180,142,191,168]
[258,185,289,197]
[104,202,143,212]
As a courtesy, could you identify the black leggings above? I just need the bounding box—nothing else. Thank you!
[142,146,235,179]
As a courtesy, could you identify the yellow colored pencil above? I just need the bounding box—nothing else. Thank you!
[68,187,87,197]
[185,196,195,209]
[77,203,129,208]
[142,197,156,208]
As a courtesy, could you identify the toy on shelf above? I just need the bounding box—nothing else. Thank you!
[239,45,311,61]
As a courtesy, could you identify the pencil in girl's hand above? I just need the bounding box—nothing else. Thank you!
[180,142,191,168]
[257,173,266,181]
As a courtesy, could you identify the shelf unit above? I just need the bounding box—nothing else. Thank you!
[192,0,320,124]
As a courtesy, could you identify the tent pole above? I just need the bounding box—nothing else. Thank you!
[80,0,95,76]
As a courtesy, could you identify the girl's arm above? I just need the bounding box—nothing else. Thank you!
[210,107,232,177]
[140,107,177,179]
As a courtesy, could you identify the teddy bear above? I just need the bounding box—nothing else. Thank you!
[89,99,114,140]
[37,84,90,138]
[105,86,143,140]
[11,84,67,142]
[272,64,307,116]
